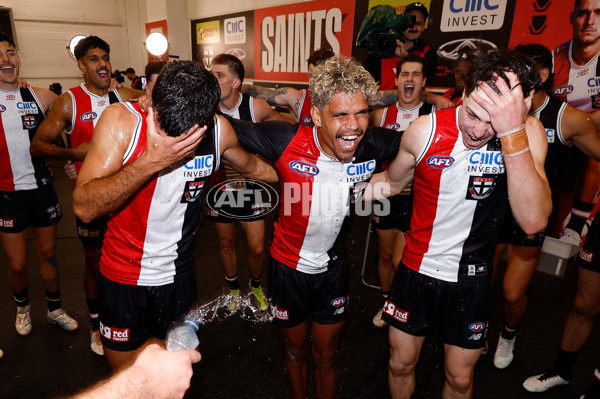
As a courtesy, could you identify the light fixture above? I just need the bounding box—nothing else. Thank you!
[145,32,168,56]
[67,35,86,59]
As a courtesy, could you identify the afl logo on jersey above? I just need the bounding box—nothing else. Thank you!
[384,122,401,131]
[302,116,313,125]
[552,85,573,96]
[290,160,319,176]
[427,155,455,169]
[0,104,5,113]
[81,111,98,122]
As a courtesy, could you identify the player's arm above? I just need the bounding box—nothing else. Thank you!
[218,115,278,183]
[30,92,82,160]
[424,91,454,109]
[369,89,454,110]
[564,105,600,160]
[241,84,303,118]
[369,107,384,127]
[116,87,146,102]
[364,116,428,200]
[73,105,206,222]
[473,74,551,234]
[251,98,294,123]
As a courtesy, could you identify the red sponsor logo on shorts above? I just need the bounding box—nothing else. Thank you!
[580,249,594,263]
[0,218,14,228]
[275,307,289,321]
[383,300,409,323]
[99,322,130,342]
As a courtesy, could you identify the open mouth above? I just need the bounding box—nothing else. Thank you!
[338,134,360,152]
[1,65,15,75]
[404,84,415,98]
[97,69,110,79]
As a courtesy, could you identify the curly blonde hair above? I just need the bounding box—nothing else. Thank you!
[309,55,378,110]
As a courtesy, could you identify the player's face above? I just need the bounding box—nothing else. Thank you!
[312,91,370,162]
[458,88,496,149]
[211,64,239,102]
[0,40,21,89]
[396,61,425,107]
[402,10,426,42]
[78,47,112,90]
[453,61,469,92]
[571,0,600,45]
[146,73,159,98]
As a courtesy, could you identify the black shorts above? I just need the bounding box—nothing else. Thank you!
[372,194,412,232]
[268,254,349,328]
[382,265,491,349]
[0,185,62,233]
[98,273,198,352]
[578,218,600,273]
[497,210,545,247]
[76,216,108,243]
[205,186,266,223]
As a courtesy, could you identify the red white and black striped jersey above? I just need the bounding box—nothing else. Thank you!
[0,87,51,191]
[402,107,508,282]
[66,84,122,174]
[297,89,313,127]
[99,102,221,286]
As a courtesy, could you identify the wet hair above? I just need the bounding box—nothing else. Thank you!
[212,53,245,84]
[309,55,378,110]
[395,53,426,78]
[514,44,554,91]
[0,31,16,49]
[74,36,110,60]
[152,61,221,137]
[464,48,542,98]
[144,61,166,79]
[307,48,335,67]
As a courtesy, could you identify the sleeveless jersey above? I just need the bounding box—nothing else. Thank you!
[232,122,401,274]
[66,84,122,173]
[552,40,600,113]
[531,95,583,185]
[0,87,51,191]
[297,89,313,127]
[99,102,221,286]
[402,107,508,282]
[380,46,430,91]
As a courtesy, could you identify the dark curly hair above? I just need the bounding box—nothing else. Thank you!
[74,36,110,60]
[464,48,542,98]
[152,61,220,137]
[514,44,554,91]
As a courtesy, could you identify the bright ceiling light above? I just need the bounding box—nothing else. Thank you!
[68,35,86,58]
[145,32,168,56]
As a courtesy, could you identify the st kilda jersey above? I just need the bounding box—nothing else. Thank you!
[552,40,600,113]
[531,95,583,186]
[0,87,51,191]
[99,102,221,286]
[297,89,313,127]
[380,102,435,132]
[402,107,508,283]
[66,84,123,174]
[232,120,401,274]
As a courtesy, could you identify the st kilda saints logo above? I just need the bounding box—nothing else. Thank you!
[22,115,37,129]
[181,179,205,203]
[466,176,495,200]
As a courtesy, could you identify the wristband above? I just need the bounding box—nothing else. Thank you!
[499,127,529,156]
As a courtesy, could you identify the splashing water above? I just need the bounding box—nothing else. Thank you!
[185,292,275,325]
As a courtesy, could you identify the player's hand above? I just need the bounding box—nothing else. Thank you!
[18,79,31,88]
[126,343,201,399]
[395,40,408,58]
[64,160,78,181]
[471,72,531,135]
[143,107,207,170]
[434,95,454,110]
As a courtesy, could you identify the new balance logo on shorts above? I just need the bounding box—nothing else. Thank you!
[383,300,409,323]
[275,307,289,321]
[99,321,130,342]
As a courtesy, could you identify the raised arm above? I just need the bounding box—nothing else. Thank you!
[73,105,206,222]
[473,74,551,234]
[364,116,429,201]
[251,98,295,123]
[241,83,304,119]
[369,89,454,110]
[218,115,278,183]
[563,105,600,161]
[116,87,145,102]
[30,92,82,160]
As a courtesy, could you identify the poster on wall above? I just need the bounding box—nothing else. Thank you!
[192,11,256,79]
[253,0,356,85]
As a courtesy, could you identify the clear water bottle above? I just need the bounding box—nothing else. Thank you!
[166,319,200,351]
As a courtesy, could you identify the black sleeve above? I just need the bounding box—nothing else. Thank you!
[226,115,297,163]
[423,47,438,85]
[356,126,402,163]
